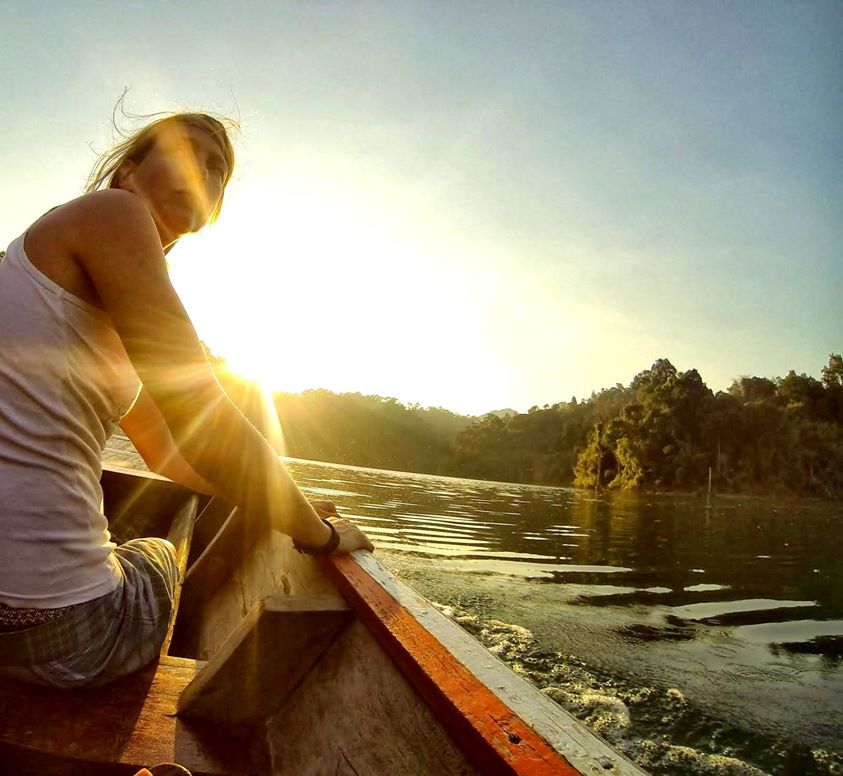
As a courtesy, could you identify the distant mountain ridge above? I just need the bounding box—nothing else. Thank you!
[485,408,517,419]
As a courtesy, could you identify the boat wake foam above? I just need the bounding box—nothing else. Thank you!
[430,600,842,776]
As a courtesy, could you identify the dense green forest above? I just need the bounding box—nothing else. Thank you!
[211,353,843,498]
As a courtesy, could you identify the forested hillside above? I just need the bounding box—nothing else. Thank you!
[211,352,843,498]
[571,356,843,496]
[273,389,471,474]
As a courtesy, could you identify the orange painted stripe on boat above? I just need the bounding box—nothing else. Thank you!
[324,554,582,776]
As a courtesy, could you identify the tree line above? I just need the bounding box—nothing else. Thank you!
[209,351,843,498]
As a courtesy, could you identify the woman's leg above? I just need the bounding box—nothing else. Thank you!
[0,537,178,689]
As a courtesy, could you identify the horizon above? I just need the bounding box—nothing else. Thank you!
[258,350,840,417]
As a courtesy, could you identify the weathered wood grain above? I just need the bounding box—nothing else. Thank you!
[0,656,266,775]
[160,495,199,656]
[322,552,646,776]
[180,506,246,601]
[268,618,481,776]
[187,497,238,568]
[172,516,336,660]
[178,594,352,725]
[102,434,150,472]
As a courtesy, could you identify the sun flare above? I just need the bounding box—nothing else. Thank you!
[167,176,507,415]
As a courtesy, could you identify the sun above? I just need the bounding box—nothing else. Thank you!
[167,174,508,416]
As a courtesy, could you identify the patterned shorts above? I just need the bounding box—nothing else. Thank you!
[0,537,177,688]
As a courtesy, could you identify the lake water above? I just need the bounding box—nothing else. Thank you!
[286,457,843,776]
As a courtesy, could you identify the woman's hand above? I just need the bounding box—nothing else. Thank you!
[305,499,374,553]
[326,516,375,554]
[309,499,339,518]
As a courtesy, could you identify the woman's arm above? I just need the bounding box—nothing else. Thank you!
[123,390,344,515]
[120,387,221,496]
[60,190,370,552]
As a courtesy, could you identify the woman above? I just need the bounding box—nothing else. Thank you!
[0,111,373,688]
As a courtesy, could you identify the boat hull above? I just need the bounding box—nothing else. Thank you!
[0,442,647,775]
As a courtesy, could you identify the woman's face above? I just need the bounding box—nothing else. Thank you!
[118,123,228,246]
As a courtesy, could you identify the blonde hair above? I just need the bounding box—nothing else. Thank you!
[86,108,237,223]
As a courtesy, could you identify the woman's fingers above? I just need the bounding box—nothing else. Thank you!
[328,517,375,554]
[309,499,338,517]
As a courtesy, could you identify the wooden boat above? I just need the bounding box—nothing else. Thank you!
[0,442,647,775]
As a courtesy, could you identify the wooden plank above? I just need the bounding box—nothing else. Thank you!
[267,618,481,776]
[181,508,336,603]
[0,656,267,775]
[101,464,206,543]
[187,497,238,569]
[181,506,254,600]
[322,553,646,776]
[171,511,252,660]
[102,435,150,473]
[178,560,247,661]
[160,495,200,656]
[178,594,352,725]
[172,521,336,660]
[240,529,284,605]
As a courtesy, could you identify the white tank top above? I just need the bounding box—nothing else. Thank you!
[0,232,141,607]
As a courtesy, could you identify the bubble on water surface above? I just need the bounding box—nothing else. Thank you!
[544,687,631,737]
[628,740,769,776]
[479,619,536,663]
[430,600,483,630]
[811,748,843,774]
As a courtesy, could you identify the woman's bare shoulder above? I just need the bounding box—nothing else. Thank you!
[29,190,150,240]
[23,191,165,306]
[30,191,161,264]
[42,190,151,236]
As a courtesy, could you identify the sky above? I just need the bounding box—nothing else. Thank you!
[1,1,840,415]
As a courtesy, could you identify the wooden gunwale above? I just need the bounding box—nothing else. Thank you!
[322,552,646,776]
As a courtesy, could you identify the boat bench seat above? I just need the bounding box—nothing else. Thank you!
[177,593,352,726]
[0,656,266,776]
[0,483,249,775]
[0,462,356,775]
[0,590,350,776]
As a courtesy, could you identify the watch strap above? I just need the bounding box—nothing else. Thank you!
[292,518,340,556]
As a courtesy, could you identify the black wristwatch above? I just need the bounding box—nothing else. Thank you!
[292,518,340,556]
